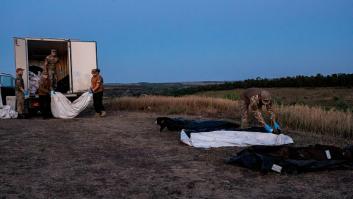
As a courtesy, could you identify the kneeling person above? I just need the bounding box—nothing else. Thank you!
[240,88,281,133]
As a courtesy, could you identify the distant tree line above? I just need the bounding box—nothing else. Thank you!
[171,73,353,96]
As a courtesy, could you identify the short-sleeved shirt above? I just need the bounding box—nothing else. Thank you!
[91,75,104,93]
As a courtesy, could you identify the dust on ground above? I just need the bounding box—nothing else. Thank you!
[1,111,352,198]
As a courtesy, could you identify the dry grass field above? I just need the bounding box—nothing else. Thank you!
[195,87,353,110]
[107,95,353,138]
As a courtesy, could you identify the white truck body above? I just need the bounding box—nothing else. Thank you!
[14,37,98,94]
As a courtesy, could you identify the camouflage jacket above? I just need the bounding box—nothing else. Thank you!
[15,75,24,94]
[242,88,274,126]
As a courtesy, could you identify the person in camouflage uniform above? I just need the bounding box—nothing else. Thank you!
[44,49,59,90]
[15,68,25,119]
[240,88,281,133]
[37,71,51,119]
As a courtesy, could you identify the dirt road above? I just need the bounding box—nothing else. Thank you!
[1,111,352,198]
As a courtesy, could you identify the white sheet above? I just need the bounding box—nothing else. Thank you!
[51,92,92,119]
[0,105,18,119]
[29,71,41,95]
[180,130,294,148]
[0,87,17,119]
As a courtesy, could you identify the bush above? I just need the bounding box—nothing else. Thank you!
[333,96,351,112]
[223,93,240,101]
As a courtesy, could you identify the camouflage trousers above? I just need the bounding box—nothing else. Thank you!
[240,101,266,128]
[48,69,57,90]
[16,92,24,114]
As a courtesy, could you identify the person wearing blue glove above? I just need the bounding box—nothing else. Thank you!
[241,88,280,133]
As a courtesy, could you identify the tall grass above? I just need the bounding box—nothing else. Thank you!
[107,95,240,117]
[278,105,352,138]
[107,95,353,138]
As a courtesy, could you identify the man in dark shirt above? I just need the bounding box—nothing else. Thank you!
[90,69,106,117]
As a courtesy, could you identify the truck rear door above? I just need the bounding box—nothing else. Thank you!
[14,38,28,89]
[70,41,98,93]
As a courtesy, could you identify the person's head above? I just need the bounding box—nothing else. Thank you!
[16,68,25,76]
[91,68,100,77]
[51,49,57,56]
[260,90,271,105]
[42,71,48,79]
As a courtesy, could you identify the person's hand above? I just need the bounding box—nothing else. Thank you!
[50,90,56,96]
[89,88,93,94]
[24,90,29,99]
[264,123,273,133]
[274,121,281,130]
[273,121,282,134]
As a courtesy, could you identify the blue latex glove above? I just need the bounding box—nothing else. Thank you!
[274,121,281,130]
[24,90,29,99]
[264,124,273,133]
[89,88,93,94]
[50,90,56,96]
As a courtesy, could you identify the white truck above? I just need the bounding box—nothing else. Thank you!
[14,37,98,113]
[0,73,15,106]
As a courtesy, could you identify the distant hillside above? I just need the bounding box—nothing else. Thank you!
[104,73,353,97]
[169,73,353,96]
[105,81,224,87]
[104,81,225,97]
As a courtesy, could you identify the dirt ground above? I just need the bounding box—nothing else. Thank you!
[1,111,353,199]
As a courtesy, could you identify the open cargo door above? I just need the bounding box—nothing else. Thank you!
[70,41,97,93]
[14,38,28,89]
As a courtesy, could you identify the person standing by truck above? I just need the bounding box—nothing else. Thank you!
[15,68,25,119]
[38,71,51,119]
[44,49,59,91]
[90,69,106,117]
